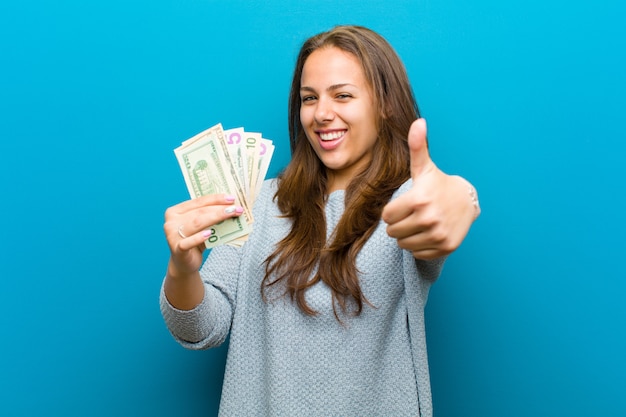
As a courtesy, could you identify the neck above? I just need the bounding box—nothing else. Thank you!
[326,172,349,193]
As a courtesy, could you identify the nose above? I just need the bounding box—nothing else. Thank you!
[314,97,335,123]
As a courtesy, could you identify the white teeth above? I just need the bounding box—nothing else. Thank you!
[319,131,345,141]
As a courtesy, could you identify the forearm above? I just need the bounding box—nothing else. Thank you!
[163,259,205,310]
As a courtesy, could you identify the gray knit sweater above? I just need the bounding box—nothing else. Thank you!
[160,179,444,417]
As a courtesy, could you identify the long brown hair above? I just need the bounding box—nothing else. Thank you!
[263,25,421,318]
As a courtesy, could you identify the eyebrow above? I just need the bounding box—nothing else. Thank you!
[300,83,356,93]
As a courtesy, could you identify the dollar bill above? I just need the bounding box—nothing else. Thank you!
[224,127,249,198]
[254,138,274,201]
[174,123,273,248]
[174,124,251,248]
[241,131,262,200]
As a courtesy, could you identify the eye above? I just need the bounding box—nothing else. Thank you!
[301,95,317,103]
[336,93,353,100]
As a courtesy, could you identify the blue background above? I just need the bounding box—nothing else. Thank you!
[1,1,624,416]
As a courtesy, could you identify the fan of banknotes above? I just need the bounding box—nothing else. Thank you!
[174,123,274,248]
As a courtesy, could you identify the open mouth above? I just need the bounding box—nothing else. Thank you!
[319,130,346,141]
[317,130,346,151]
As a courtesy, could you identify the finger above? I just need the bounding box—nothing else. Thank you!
[169,193,237,217]
[177,228,213,251]
[381,190,427,225]
[168,204,245,241]
[176,204,243,251]
[395,232,439,257]
[395,223,456,258]
[382,193,415,227]
[385,214,428,240]
[408,118,434,181]
[412,248,448,261]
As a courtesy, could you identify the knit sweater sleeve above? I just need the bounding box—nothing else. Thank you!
[388,179,445,417]
[159,242,242,350]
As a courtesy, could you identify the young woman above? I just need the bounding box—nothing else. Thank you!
[161,25,479,417]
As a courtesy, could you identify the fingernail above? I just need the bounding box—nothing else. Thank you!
[225,194,236,202]
[224,206,243,214]
[202,229,212,238]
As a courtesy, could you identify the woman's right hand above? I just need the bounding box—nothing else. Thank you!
[163,193,244,279]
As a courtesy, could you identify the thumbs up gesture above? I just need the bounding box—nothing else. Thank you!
[382,118,480,260]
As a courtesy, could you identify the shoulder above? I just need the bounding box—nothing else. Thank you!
[391,178,413,199]
[262,177,279,195]
[252,178,280,227]
[253,178,278,212]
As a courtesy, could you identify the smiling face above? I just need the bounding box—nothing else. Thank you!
[299,46,379,191]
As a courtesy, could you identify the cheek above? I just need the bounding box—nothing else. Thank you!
[361,109,379,140]
[300,117,317,146]
[300,106,313,126]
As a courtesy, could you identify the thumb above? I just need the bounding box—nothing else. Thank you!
[408,118,433,180]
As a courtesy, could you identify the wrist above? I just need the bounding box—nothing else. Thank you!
[166,259,198,282]
[456,176,480,220]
